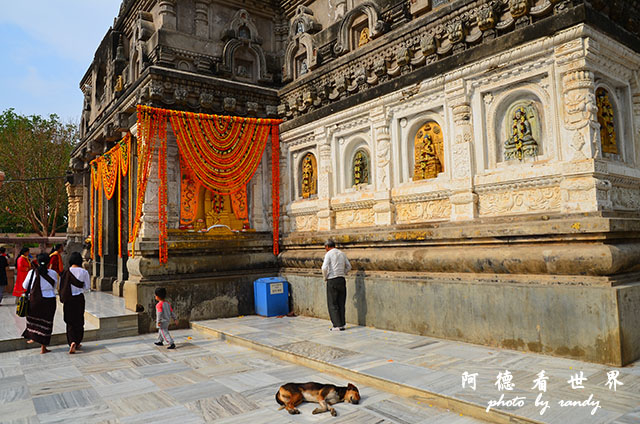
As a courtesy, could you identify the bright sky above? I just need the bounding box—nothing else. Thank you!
[0,1,123,123]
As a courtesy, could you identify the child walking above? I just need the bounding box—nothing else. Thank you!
[154,287,177,349]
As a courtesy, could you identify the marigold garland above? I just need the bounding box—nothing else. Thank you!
[135,105,282,259]
[89,133,131,259]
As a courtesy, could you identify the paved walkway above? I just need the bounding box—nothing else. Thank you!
[192,315,640,424]
[0,329,483,423]
[0,291,137,352]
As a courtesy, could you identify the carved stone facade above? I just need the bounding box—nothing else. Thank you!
[72,0,640,365]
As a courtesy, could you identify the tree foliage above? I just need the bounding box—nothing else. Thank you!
[0,109,78,236]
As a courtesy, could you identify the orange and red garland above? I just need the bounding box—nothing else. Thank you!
[89,133,131,259]
[131,105,281,263]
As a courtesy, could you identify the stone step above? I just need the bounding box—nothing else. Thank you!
[191,316,640,424]
[0,291,138,353]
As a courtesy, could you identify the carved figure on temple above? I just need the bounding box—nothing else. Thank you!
[358,27,370,47]
[352,149,369,186]
[413,122,444,180]
[504,106,538,161]
[301,152,317,198]
[509,0,530,19]
[596,87,618,154]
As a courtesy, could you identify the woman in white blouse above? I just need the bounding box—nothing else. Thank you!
[59,252,91,354]
[22,253,59,354]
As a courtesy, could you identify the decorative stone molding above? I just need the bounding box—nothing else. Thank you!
[333,2,387,56]
[294,214,318,232]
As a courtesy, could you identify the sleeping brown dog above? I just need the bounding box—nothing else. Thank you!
[275,382,361,416]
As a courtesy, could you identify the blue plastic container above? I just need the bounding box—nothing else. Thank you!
[253,277,289,317]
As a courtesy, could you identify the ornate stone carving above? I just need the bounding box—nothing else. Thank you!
[334,2,387,56]
[503,105,539,161]
[375,126,391,190]
[478,186,561,215]
[477,2,498,31]
[294,214,318,232]
[199,92,213,108]
[509,0,530,20]
[396,200,451,223]
[335,208,375,228]
[562,70,599,160]
[219,9,272,83]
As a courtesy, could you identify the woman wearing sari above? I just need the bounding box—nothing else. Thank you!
[22,253,59,354]
[59,252,90,354]
[13,247,30,298]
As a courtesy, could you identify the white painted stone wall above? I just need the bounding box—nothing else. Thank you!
[280,25,640,233]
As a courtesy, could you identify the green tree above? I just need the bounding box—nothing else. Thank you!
[0,109,78,236]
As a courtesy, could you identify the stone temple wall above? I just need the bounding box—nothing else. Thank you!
[278,23,640,366]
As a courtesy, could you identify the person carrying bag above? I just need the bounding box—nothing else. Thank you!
[16,263,36,317]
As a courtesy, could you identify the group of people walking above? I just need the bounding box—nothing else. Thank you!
[4,244,90,354]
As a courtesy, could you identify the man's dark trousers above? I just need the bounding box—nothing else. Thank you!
[326,277,346,328]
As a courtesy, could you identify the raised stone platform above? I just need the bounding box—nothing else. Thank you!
[191,315,640,424]
[0,291,138,353]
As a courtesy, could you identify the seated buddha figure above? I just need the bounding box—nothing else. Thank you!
[504,106,538,161]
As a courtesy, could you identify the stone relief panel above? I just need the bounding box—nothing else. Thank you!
[335,208,375,229]
[478,186,561,216]
[395,199,451,224]
[293,213,318,232]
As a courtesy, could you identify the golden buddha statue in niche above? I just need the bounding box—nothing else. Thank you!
[301,152,317,199]
[353,150,369,186]
[596,87,618,154]
[504,106,538,161]
[413,121,444,180]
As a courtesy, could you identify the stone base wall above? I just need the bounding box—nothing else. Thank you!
[124,233,278,333]
[281,269,640,366]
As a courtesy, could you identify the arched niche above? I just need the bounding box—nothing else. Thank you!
[219,9,272,83]
[298,152,318,199]
[283,34,318,82]
[333,2,387,56]
[340,136,371,191]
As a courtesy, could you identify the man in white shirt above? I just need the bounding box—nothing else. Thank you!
[321,240,351,331]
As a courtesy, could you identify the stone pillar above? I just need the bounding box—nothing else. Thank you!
[556,39,612,213]
[280,145,292,234]
[371,108,394,226]
[158,0,177,30]
[446,80,477,221]
[316,127,334,231]
[194,0,209,38]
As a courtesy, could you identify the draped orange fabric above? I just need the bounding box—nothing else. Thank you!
[179,158,201,226]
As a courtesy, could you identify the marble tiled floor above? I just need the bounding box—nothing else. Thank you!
[0,291,134,344]
[192,316,640,424]
[0,330,483,424]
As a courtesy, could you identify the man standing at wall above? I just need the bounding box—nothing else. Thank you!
[322,240,351,331]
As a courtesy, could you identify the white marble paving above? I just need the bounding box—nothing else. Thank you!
[192,315,640,424]
[0,329,486,424]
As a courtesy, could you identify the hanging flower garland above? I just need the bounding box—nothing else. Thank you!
[135,105,282,261]
[89,133,131,259]
[271,124,280,256]
[128,107,157,256]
